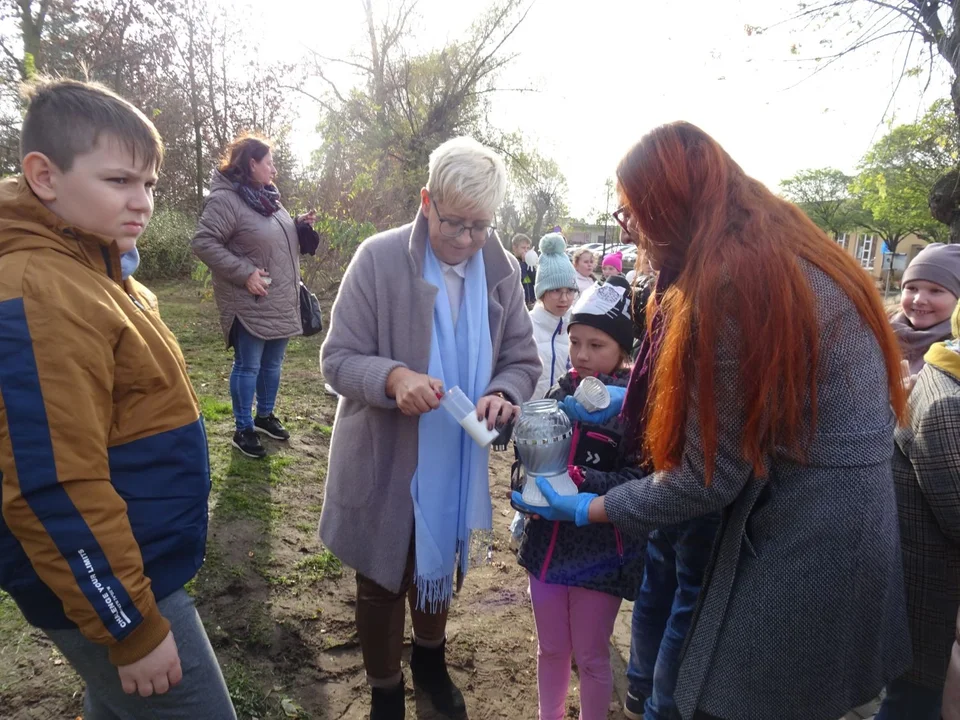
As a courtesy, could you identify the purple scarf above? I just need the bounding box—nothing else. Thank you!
[621,266,680,461]
[234,180,282,217]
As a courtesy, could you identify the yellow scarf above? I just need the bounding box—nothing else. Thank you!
[925,299,960,381]
[924,343,960,381]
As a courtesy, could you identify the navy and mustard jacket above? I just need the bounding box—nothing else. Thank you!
[0,177,210,666]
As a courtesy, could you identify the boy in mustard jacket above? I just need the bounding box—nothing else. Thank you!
[0,79,235,718]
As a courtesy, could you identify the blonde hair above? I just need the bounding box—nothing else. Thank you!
[427,136,507,217]
[572,247,596,265]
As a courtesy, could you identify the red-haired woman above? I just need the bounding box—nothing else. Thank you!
[512,122,911,720]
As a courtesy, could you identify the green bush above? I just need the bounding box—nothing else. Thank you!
[299,213,376,295]
[136,208,198,280]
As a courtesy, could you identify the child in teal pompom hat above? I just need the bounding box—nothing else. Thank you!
[509,232,580,549]
[534,233,578,300]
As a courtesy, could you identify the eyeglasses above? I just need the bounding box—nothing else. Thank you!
[612,205,632,234]
[544,288,578,300]
[432,199,496,241]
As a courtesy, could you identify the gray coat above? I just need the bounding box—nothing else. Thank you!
[191,171,302,344]
[319,210,541,592]
[893,357,960,688]
[599,264,911,720]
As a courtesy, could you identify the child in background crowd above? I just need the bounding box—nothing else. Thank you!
[601,251,623,279]
[515,276,645,720]
[529,233,578,400]
[878,300,960,720]
[572,247,598,294]
[509,232,580,550]
[512,233,537,306]
[891,243,960,389]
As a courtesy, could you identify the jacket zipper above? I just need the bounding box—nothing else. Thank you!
[549,318,563,388]
[585,431,618,445]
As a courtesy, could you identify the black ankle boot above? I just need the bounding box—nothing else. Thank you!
[370,681,404,720]
[410,640,466,717]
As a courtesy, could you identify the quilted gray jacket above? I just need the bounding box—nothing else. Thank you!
[893,356,960,689]
[191,171,301,344]
[596,263,910,720]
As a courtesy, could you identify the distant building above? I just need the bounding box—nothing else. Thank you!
[831,231,928,288]
[563,220,620,247]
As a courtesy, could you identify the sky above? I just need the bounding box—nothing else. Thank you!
[265,0,952,219]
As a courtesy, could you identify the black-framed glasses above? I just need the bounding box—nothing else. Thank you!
[432,198,496,241]
[612,205,632,234]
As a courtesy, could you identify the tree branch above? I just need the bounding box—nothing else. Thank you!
[277,84,339,115]
[0,37,23,75]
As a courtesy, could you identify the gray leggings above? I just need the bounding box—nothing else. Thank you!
[44,589,236,720]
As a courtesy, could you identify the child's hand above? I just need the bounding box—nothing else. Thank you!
[901,359,918,394]
[117,630,182,697]
[560,386,627,423]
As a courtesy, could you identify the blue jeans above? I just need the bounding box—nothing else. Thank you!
[626,514,721,720]
[230,320,288,432]
[44,589,236,720]
[875,677,943,720]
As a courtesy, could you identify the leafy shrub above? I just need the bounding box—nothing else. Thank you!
[299,213,376,296]
[136,208,198,280]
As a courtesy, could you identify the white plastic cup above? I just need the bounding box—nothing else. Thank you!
[440,386,499,448]
[573,376,610,413]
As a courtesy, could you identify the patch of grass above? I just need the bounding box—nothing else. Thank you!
[294,522,314,534]
[294,551,342,583]
[0,591,27,646]
[199,395,233,422]
[224,662,271,719]
[244,604,275,649]
[214,455,290,523]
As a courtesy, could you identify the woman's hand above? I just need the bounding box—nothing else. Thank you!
[246,268,270,297]
[386,367,444,416]
[297,210,318,226]
[477,393,520,430]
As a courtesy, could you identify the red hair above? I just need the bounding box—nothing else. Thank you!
[617,122,906,485]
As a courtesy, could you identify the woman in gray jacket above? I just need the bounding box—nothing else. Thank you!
[192,134,314,459]
[514,122,912,720]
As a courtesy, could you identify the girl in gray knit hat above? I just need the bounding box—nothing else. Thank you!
[891,243,960,385]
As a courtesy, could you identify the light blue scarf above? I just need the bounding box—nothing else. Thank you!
[120,248,140,279]
[411,242,494,612]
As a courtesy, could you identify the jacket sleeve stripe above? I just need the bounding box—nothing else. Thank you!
[0,297,143,641]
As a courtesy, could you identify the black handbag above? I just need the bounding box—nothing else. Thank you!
[299,281,323,337]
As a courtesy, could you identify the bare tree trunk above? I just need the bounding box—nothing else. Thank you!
[18,0,50,77]
[187,10,204,210]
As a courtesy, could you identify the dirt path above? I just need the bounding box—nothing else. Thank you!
[0,281,623,720]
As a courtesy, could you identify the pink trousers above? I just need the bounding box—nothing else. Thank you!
[528,573,623,720]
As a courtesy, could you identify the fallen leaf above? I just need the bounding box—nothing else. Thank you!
[281,698,301,717]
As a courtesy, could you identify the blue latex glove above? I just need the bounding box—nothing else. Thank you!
[560,385,627,424]
[511,477,598,527]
